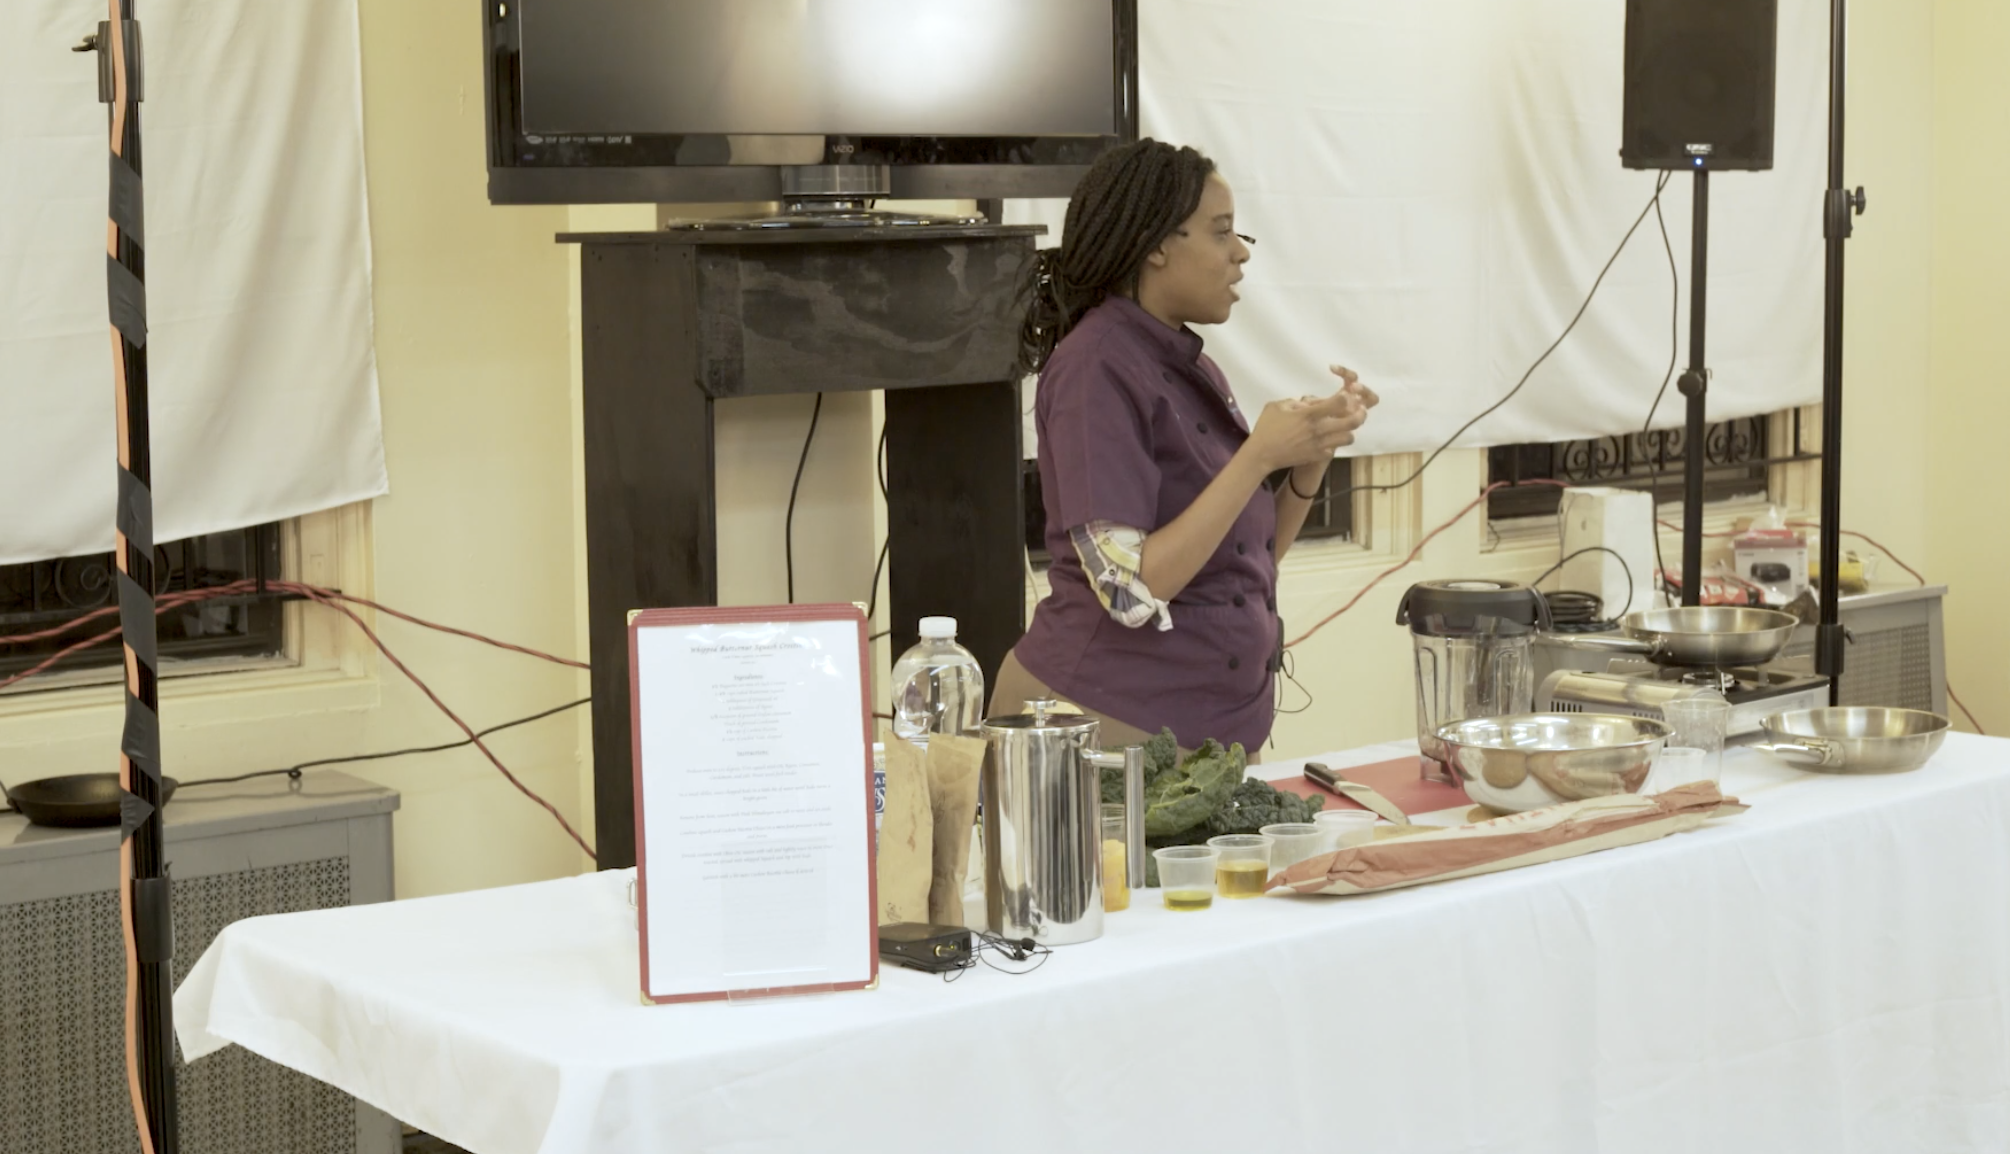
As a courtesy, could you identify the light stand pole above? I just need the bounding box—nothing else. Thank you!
[80,3,180,1151]
[1677,168,1711,607]
[1817,0,1867,703]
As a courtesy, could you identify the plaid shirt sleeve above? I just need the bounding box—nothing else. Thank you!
[1068,520,1173,631]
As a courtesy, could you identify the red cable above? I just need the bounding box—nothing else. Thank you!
[1284,479,1569,649]
[1,578,597,857]
[1656,518,1738,539]
[1659,517,1982,735]
[293,587,588,670]
[0,579,589,669]
[1948,688,1987,737]
[0,581,253,691]
[278,583,597,860]
[0,600,125,645]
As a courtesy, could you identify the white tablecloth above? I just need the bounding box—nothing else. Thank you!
[176,736,2010,1154]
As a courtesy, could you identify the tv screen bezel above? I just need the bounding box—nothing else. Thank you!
[483,0,1139,205]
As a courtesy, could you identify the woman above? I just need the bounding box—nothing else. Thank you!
[991,139,1377,755]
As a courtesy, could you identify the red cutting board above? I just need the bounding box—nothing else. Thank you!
[1273,756,1472,817]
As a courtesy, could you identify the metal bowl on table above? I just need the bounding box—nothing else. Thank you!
[1754,707,1950,775]
[1435,713,1670,814]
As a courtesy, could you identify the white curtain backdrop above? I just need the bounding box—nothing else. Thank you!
[1013,0,1828,457]
[0,0,386,566]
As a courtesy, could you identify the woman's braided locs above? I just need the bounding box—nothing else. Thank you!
[1014,139,1217,376]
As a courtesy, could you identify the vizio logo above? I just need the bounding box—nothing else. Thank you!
[1685,143,1715,156]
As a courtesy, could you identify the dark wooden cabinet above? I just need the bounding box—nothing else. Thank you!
[565,224,1041,868]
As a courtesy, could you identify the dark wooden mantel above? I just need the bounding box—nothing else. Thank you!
[566,223,1041,868]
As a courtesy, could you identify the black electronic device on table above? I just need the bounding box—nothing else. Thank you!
[481,0,1140,206]
[877,923,975,974]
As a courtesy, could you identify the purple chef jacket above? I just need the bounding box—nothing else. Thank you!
[1015,295,1279,753]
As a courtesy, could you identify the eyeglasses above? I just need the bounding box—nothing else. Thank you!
[1176,229,1257,246]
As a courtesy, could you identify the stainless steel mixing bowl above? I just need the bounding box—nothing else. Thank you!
[1435,713,1671,814]
[1754,707,1950,775]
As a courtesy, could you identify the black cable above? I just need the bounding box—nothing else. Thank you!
[1273,649,1313,717]
[866,421,890,622]
[1640,172,1682,436]
[174,697,592,790]
[1530,546,1634,621]
[1642,172,1681,602]
[945,931,1052,981]
[1314,172,1676,512]
[785,393,825,605]
[1542,590,1606,629]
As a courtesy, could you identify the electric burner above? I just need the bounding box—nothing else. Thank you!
[1536,660,1831,739]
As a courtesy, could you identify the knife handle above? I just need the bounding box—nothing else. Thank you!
[1303,762,1341,791]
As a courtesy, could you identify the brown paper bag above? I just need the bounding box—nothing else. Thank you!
[1270,782,1744,896]
[925,733,985,927]
[877,737,933,925]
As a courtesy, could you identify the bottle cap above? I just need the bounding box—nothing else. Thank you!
[918,616,958,639]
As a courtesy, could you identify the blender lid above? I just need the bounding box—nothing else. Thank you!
[1397,579,1550,635]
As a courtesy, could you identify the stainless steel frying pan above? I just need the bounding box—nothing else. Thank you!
[1753,707,1949,775]
[1546,606,1801,668]
[1,773,178,828]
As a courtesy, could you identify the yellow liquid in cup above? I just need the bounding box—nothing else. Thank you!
[1163,888,1213,912]
[1216,859,1269,899]
[1102,840,1130,912]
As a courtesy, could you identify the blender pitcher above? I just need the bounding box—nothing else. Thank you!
[1397,580,1550,784]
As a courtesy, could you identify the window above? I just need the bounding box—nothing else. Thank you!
[1486,411,1818,521]
[0,524,288,683]
[1022,459,1355,563]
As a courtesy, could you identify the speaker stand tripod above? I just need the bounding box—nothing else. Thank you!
[1817,0,1867,704]
[1675,167,1711,608]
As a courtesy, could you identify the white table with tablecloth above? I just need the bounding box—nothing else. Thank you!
[175,735,2010,1154]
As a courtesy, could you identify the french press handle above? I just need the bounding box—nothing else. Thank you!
[1089,744,1147,890]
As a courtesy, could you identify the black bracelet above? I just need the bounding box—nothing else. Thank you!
[1286,471,1322,501]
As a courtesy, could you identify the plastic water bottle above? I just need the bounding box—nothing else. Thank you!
[890,617,985,745]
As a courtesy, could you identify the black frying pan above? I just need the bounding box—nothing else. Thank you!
[2,773,179,828]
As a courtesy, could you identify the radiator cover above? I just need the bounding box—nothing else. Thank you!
[0,771,399,1154]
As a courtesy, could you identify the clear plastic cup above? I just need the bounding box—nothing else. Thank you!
[1205,834,1274,899]
[1314,808,1378,850]
[1662,694,1731,783]
[1646,746,1715,793]
[1260,823,1326,871]
[1153,846,1219,911]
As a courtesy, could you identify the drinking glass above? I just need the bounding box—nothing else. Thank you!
[1101,805,1130,912]
[1653,693,1731,791]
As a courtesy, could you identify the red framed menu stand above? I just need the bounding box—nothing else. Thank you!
[628,604,878,1004]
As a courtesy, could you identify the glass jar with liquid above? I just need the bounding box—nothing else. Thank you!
[1101,805,1131,912]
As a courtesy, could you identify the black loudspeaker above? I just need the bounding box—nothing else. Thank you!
[1621,0,1779,171]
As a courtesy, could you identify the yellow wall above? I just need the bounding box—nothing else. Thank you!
[1930,0,2010,735]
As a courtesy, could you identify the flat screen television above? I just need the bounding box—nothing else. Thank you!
[483,0,1138,206]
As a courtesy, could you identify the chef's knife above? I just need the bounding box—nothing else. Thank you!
[1303,762,1411,826]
